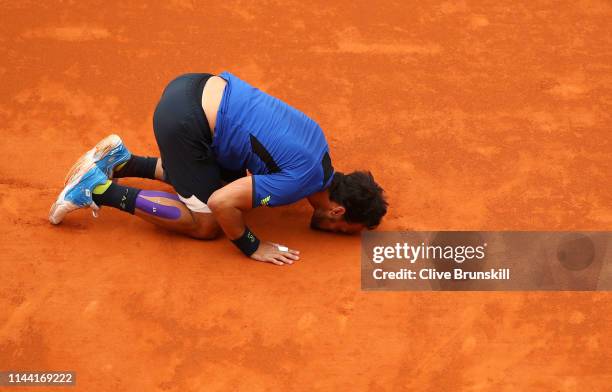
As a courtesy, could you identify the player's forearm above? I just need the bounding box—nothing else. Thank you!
[208,196,262,257]
[208,177,261,256]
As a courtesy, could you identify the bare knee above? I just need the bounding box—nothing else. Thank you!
[187,219,221,240]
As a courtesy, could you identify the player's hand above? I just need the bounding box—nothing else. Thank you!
[251,241,300,266]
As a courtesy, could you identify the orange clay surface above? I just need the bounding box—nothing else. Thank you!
[1,2,611,391]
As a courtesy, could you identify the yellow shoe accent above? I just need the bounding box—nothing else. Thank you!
[114,162,127,172]
[93,180,112,195]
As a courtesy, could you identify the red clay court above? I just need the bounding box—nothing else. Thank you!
[1,1,611,391]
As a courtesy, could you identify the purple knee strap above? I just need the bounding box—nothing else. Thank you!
[135,191,181,220]
[139,190,180,200]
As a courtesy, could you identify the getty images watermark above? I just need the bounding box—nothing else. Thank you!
[361,232,612,291]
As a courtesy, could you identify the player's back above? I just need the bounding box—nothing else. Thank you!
[212,71,334,207]
[213,71,329,176]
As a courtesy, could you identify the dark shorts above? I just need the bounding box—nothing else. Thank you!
[153,73,244,212]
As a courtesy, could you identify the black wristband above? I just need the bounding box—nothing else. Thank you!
[231,227,260,256]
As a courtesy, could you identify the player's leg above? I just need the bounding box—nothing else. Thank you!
[144,73,224,239]
[50,73,222,239]
[49,155,220,239]
[88,116,222,238]
[112,155,165,182]
[103,138,168,183]
[133,192,217,238]
[72,133,167,182]
[130,72,222,238]
[91,179,219,239]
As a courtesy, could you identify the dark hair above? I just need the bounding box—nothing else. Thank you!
[328,171,388,229]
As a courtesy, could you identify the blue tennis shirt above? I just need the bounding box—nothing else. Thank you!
[213,71,334,207]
